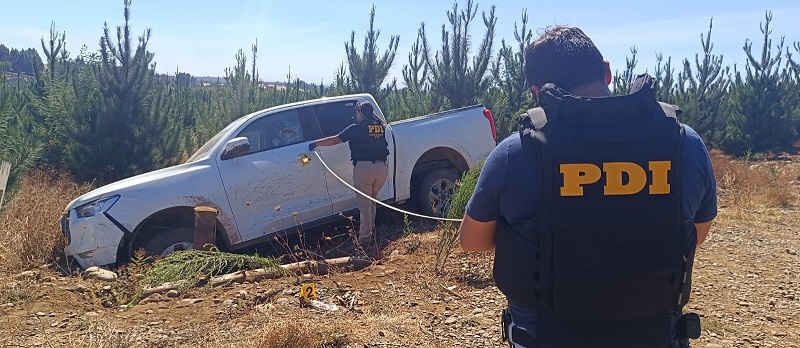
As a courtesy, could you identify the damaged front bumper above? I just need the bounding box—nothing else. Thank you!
[60,209,126,269]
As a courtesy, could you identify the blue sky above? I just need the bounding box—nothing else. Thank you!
[2,0,799,86]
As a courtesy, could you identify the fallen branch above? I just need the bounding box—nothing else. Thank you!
[208,256,372,287]
[142,281,186,296]
[281,256,372,276]
[144,256,373,291]
[141,248,280,293]
[350,292,358,310]
[440,284,463,299]
[208,267,285,287]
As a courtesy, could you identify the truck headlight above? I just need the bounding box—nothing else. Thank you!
[75,195,120,218]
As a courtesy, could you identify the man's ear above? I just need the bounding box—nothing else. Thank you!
[604,60,612,85]
[530,85,541,104]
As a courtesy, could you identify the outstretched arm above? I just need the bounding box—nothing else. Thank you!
[311,124,356,151]
[313,136,343,147]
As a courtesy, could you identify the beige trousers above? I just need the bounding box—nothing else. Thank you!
[353,161,388,240]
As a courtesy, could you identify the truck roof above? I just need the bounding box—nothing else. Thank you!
[230,93,377,125]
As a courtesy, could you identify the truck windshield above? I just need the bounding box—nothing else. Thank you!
[185,122,237,163]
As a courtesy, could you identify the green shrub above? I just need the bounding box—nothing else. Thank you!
[435,158,486,273]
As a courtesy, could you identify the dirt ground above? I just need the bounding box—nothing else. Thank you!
[1,157,799,348]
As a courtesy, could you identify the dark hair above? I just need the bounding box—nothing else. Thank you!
[356,101,374,117]
[524,25,606,92]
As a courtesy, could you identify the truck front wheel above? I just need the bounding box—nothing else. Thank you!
[141,227,195,258]
[416,169,461,218]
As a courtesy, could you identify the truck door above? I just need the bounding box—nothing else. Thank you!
[216,106,331,243]
[312,100,395,215]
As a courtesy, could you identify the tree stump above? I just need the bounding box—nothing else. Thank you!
[194,206,218,251]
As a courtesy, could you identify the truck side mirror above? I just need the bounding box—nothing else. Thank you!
[220,137,251,160]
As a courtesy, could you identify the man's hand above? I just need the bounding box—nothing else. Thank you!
[695,221,713,246]
[308,142,317,151]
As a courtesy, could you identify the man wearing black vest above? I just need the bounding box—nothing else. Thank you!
[310,101,390,245]
[458,26,717,348]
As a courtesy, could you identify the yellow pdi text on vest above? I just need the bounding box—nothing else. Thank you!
[560,161,672,197]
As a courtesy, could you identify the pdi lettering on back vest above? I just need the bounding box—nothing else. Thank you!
[493,73,698,348]
[349,119,390,163]
[367,124,386,139]
[559,160,672,196]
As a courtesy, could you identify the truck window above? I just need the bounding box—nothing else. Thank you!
[313,100,358,137]
[235,106,321,156]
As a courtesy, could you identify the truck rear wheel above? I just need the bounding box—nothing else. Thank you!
[142,227,194,258]
[416,169,461,218]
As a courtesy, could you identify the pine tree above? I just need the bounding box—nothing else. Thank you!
[343,5,400,106]
[332,62,352,96]
[612,46,638,95]
[0,64,41,207]
[420,0,497,109]
[224,48,252,120]
[783,42,800,145]
[788,42,800,81]
[673,18,730,145]
[723,11,797,155]
[394,30,437,121]
[145,66,203,165]
[40,22,68,82]
[26,22,73,168]
[653,53,677,103]
[498,9,532,113]
[251,39,260,86]
[69,0,159,183]
[488,9,533,139]
[0,64,14,206]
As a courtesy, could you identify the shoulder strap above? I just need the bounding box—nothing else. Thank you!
[630,73,685,121]
[658,102,683,119]
[529,108,549,130]
[519,107,549,133]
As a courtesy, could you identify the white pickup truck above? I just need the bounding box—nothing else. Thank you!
[60,93,497,269]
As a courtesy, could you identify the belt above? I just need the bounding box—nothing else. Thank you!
[507,325,537,348]
[499,309,701,348]
[502,308,538,348]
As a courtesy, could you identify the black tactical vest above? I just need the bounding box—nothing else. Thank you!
[493,74,697,347]
[349,118,390,163]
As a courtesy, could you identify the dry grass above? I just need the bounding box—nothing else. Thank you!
[0,169,94,275]
[710,149,798,209]
[0,279,34,305]
[700,317,732,338]
[189,319,351,348]
[38,320,137,348]
[248,322,350,348]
